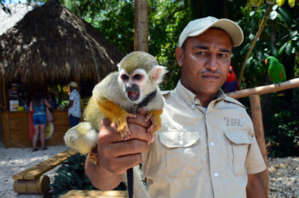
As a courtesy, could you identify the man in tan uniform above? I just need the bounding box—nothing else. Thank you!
[85,16,267,198]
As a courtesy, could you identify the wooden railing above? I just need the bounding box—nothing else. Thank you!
[226,78,299,197]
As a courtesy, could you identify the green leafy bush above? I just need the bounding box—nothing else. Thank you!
[50,153,126,197]
[265,90,299,157]
[49,153,96,197]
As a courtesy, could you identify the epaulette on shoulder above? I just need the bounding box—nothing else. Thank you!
[224,95,245,109]
[161,90,170,98]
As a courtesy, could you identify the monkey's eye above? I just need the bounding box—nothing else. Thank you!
[121,74,129,81]
[133,74,143,80]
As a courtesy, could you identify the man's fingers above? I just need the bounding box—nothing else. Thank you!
[106,153,143,175]
[138,108,148,115]
[97,114,153,174]
[107,139,149,157]
[127,113,151,129]
[98,118,123,143]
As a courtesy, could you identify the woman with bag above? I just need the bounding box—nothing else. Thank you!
[46,91,55,123]
[29,90,51,151]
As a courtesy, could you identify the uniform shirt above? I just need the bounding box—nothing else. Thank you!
[142,81,266,198]
[68,89,81,118]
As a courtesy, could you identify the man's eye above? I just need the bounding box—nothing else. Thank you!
[121,74,129,80]
[133,74,142,80]
[219,53,229,58]
[196,52,205,55]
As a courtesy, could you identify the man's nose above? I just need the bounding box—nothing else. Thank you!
[205,54,218,71]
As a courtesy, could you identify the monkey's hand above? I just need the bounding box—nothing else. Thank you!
[96,98,135,139]
[145,109,163,135]
[89,147,99,164]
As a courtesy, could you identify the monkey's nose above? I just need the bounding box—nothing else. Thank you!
[125,84,139,92]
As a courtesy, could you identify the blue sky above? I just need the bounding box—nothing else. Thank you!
[3,0,28,3]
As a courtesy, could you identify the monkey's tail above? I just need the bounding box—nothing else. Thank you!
[123,166,150,198]
[127,168,133,198]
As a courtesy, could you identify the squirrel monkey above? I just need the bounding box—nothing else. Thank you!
[64,51,167,155]
[64,51,167,198]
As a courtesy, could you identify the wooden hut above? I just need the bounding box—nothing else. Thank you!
[0,0,125,148]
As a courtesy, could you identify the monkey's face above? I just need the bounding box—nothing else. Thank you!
[118,68,149,103]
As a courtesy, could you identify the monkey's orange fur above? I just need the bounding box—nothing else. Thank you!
[96,98,162,139]
[146,109,162,134]
[96,98,134,139]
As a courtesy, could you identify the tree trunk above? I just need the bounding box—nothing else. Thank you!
[134,0,149,52]
[238,4,273,85]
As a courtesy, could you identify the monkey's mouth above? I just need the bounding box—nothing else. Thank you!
[128,91,140,101]
[126,84,140,101]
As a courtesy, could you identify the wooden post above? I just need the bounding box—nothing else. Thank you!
[60,190,129,198]
[2,76,6,109]
[249,94,269,197]
[13,175,50,194]
[2,111,10,148]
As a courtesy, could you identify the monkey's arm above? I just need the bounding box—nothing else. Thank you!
[146,109,163,134]
[96,98,134,139]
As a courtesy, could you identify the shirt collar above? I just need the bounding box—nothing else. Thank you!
[174,80,225,109]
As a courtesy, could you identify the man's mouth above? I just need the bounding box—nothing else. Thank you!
[202,72,221,80]
[202,75,220,80]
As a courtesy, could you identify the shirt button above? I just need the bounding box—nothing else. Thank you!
[179,141,183,145]
[214,172,219,177]
[191,104,195,109]
[210,142,214,146]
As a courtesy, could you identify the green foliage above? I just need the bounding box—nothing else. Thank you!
[70,0,192,90]
[148,0,192,90]
[234,3,299,88]
[61,0,135,54]
[50,153,126,197]
[233,4,269,88]
[271,5,299,56]
[94,0,135,53]
[264,90,299,157]
[58,0,106,18]
[49,153,97,197]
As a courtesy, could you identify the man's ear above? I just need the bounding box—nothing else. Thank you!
[175,47,184,67]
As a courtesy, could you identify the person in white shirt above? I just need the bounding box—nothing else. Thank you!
[65,81,81,127]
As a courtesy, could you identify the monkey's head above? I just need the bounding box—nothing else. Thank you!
[117,51,167,103]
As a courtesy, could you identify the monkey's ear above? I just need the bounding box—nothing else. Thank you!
[150,65,168,84]
[117,63,121,69]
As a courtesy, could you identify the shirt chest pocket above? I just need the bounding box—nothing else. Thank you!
[159,131,201,178]
[224,131,253,176]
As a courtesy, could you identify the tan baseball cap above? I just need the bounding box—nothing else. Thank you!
[178,16,244,47]
[69,81,78,88]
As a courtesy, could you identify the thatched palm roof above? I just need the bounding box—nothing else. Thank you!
[0,0,124,85]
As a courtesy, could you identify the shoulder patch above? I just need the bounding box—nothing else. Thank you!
[161,90,170,96]
[224,96,245,109]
